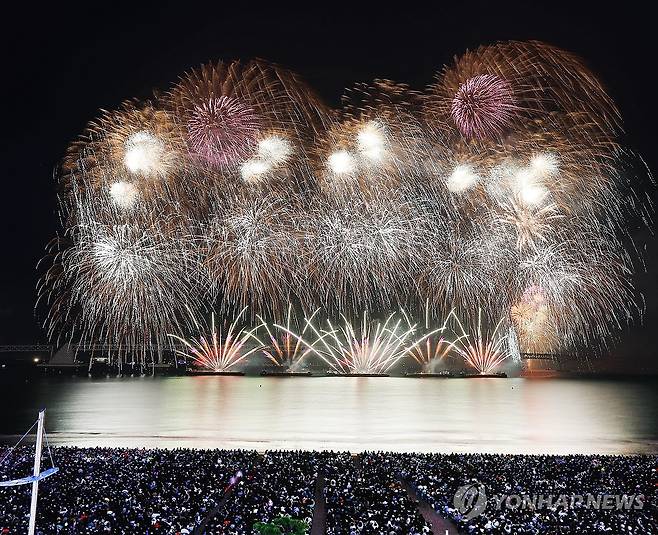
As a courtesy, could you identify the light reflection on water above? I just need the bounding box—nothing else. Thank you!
[1,376,657,454]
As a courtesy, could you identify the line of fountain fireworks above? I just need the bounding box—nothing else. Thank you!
[274,310,440,375]
[166,305,512,375]
[38,41,654,365]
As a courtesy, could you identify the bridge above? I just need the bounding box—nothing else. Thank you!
[0,344,186,369]
[0,345,54,353]
[520,352,589,360]
[1,347,588,358]
[0,344,185,353]
[521,352,560,360]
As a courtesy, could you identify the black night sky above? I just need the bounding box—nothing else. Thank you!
[1,2,656,371]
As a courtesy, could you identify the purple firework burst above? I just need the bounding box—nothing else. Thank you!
[187,96,260,166]
[451,74,516,139]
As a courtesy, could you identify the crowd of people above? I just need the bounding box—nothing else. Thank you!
[0,446,257,533]
[324,451,431,534]
[207,450,320,534]
[1,447,656,534]
[399,452,657,534]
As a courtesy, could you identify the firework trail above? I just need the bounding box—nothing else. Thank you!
[254,305,323,370]
[450,309,515,374]
[401,301,460,373]
[281,311,437,374]
[168,308,263,372]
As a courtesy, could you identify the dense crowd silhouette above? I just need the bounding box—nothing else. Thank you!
[1,447,655,534]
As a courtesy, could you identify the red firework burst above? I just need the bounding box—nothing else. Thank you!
[451,74,515,139]
[187,96,260,166]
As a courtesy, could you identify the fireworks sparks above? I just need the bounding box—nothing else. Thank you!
[529,152,560,180]
[39,220,206,359]
[450,74,516,139]
[187,96,260,166]
[40,43,653,367]
[446,164,480,193]
[239,135,294,183]
[511,285,555,352]
[450,309,515,374]
[356,121,387,162]
[327,150,357,176]
[308,196,424,312]
[421,222,515,317]
[256,306,323,370]
[257,135,293,165]
[123,131,168,177]
[169,308,262,372]
[499,198,562,250]
[109,181,139,210]
[290,311,428,374]
[402,302,457,373]
[204,195,300,317]
[240,159,270,183]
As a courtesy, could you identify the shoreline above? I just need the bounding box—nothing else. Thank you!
[7,370,658,380]
[2,442,657,457]
[3,435,657,456]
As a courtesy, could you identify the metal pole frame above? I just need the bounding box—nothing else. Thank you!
[28,409,45,535]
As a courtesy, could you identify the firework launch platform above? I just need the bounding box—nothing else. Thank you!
[186,370,245,376]
[260,370,313,377]
[457,372,508,378]
[325,372,390,377]
[405,372,453,378]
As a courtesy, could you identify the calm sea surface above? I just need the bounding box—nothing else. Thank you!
[1,376,656,454]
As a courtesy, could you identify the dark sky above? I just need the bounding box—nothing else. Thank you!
[1,2,656,369]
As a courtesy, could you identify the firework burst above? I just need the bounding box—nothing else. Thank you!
[450,309,514,374]
[41,41,652,365]
[169,308,263,372]
[38,218,205,361]
[283,311,431,374]
[204,194,301,316]
[498,197,563,251]
[108,181,139,210]
[255,306,323,370]
[511,285,556,353]
[421,221,516,318]
[307,195,424,312]
[187,96,260,166]
[402,302,459,373]
[450,74,516,139]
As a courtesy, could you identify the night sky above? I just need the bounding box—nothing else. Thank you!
[1,2,656,370]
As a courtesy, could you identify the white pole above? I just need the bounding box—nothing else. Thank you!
[28,409,45,535]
